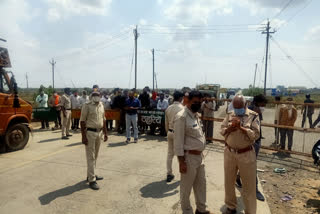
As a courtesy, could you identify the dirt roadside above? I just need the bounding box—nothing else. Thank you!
[257,151,320,214]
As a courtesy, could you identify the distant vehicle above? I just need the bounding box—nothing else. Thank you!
[196,84,222,110]
[0,47,32,152]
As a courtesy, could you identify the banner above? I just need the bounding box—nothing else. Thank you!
[32,108,57,121]
[137,110,165,126]
[71,109,120,120]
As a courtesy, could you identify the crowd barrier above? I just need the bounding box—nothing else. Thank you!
[32,99,320,158]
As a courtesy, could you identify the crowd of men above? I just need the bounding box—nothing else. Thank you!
[34,86,317,214]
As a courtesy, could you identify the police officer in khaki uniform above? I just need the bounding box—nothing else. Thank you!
[220,95,260,214]
[60,88,72,140]
[174,91,213,214]
[80,91,108,190]
[165,91,184,182]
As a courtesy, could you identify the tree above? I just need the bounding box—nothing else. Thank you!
[242,87,264,96]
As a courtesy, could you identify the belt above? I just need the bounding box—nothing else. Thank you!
[185,150,202,155]
[87,128,102,132]
[168,129,174,133]
[66,109,71,110]
[225,144,253,154]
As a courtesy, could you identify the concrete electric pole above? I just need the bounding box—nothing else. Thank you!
[262,20,275,95]
[25,73,29,89]
[152,48,155,91]
[133,26,139,89]
[253,63,258,89]
[49,59,56,89]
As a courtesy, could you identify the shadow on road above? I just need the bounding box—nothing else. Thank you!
[38,138,61,143]
[107,142,128,147]
[65,142,82,147]
[140,180,179,199]
[39,181,88,205]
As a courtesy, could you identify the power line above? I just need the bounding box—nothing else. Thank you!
[270,36,319,87]
[277,0,313,31]
[272,0,296,20]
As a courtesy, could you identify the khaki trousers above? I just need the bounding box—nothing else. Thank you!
[61,110,71,137]
[167,131,174,175]
[85,130,102,182]
[224,147,257,214]
[180,153,207,214]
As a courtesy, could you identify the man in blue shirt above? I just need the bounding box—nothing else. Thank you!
[125,91,141,143]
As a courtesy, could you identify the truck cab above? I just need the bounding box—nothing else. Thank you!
[0,47,32,152]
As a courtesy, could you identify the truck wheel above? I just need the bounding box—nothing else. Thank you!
[5,124,29,151]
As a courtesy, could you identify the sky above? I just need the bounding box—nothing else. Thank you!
[0,0,320,89]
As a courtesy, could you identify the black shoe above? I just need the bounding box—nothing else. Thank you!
[256,190,265,201]
[89,181,100,190]
[61,136,69,140]
[224,208,237,214]
[195,210,213,214]
[166,174,174,182]
[95,175,103,180]
[236,177,242,188]
[66,134,73,137]
[87,175,104,182]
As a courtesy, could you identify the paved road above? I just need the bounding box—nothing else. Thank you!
[0,124,270,214]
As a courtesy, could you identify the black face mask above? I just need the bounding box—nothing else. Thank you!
[191,103,201,113]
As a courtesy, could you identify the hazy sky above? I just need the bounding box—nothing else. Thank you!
[1,0,319,89]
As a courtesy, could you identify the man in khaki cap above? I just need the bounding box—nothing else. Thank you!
[60,88,72,140]
[80,91,108,190]
[174,90,213,214]
[220,95,260,214]
[165,91,184,183]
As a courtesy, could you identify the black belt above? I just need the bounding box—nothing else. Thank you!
[168,129,174,133]
[66,109,71,110]
[87,128,102,132]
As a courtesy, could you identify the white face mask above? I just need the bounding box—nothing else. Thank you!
[92,96,100,103]
[259,107,265,113]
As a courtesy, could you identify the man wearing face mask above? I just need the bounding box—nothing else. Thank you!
[236,94,268,202]
[80,91,108,190]
[279,97,297,151]
[49,91,61,130]
[165,91,184,183]
[59,88,73,140]
[174,91,213,214]
[79,90,89,107]
[220,95,260,214]
[36,90,49,129]
[124,91,141,144]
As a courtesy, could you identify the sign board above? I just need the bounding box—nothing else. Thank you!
[0,47,11,67]
[137,110,165,126]
[32,108,57,121]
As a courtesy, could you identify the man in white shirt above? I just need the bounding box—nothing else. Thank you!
[79,90,89,107]
[70,90,80,130]
[157,93,169,111]
[101,91,113,130]
[36,90,49,129]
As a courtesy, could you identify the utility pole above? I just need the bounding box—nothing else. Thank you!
[49,59,56,89]
[152,48,155,91]
[133,25,139,89]
[25,73,29,89]
[253,63,258,88]
[262,20,275,95]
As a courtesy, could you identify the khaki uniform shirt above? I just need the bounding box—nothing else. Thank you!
[59,94,71,109]
[220,109,260,149]
[165,101,184,132]
[174,107,206,156]
[80,101,106,129]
